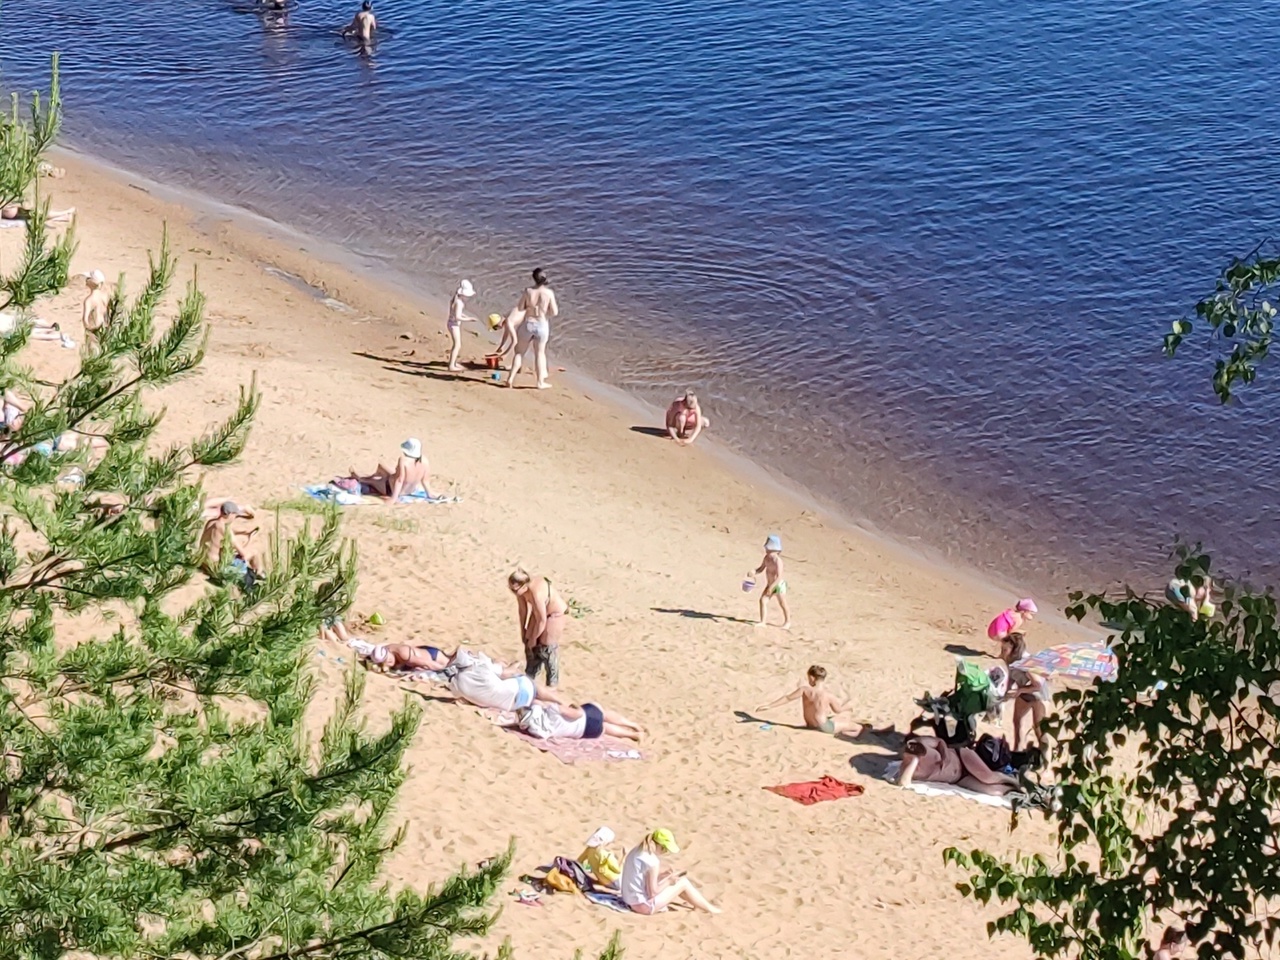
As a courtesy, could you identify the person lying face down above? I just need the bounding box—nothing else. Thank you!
[897,735,1020,797]
[515,701,644,742]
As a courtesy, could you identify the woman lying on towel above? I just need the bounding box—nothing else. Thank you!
[515,701,644,742]
[897,735,1020,797]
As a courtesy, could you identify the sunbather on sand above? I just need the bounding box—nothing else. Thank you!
[199,500,265,578]
[515,701,644,741]
[349,641,452,673]
[338,438,432,500]
[755,665,862,735]
[897,735,1020,797]
[446,647,566,710]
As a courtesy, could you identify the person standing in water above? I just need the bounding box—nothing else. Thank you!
[343,1,377,40]
[446,279,478,372]
[505,268,558,389]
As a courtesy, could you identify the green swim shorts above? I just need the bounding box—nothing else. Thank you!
[818,718,836,735]
[769,580,788,596]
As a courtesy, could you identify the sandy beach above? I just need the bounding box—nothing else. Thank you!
[15,150,1095,960]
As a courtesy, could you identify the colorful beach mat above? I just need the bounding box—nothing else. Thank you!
[303,483,461,506]
[1014,642,1117,684]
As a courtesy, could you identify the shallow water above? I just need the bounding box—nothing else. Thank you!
[6,0,1280,594]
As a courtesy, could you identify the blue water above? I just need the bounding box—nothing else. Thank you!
[5,0,1280,591]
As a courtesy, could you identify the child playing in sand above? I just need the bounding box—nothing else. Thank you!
[756,665,862,735]
[748,534,790,628]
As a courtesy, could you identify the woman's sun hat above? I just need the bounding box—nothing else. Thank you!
[401,438,423,460]
[584,826,615,848]
[1016,598,1038,614]
[87,269,105,286]
[764,534,782,552]
[457,279,476,297]
[651,828,679,854]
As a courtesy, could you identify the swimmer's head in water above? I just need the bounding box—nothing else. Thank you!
[807,665,826,684]
[532,267,548,287]
[508,567,531,592]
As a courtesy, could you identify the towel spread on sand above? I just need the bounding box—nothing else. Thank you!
[490,713,643,764]
[585,891,630,913]
[764,776,864,805]
[883,761,1015,809]
[303,483,461,506]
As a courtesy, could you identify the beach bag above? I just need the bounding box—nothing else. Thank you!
[543,867,577,893]
[975,734,1012,772]
[552,857,593,893]
[948,659,994,721]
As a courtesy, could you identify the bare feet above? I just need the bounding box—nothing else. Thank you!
[536,381,552,389]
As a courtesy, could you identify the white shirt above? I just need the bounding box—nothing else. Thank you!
[620,848,660,906]
[449,649,522,711]
[519,704,585,739]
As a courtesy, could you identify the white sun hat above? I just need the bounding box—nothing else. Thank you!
[457,279,475,297]
[87,269,105,285]
[584,826,615,848]
[401,438,423,460]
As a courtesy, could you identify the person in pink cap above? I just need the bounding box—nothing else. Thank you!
[988,598,1037,642]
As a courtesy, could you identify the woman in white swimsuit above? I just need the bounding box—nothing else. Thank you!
[446,279,477,372]
[506,267,558,389]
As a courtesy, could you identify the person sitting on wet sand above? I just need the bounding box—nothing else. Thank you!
[620,829,720,916]
[338,438,433,501]
[665,392,709,446]
[897,734,1020,796]
[1166,577,1213,621]
[754,665,862,736]
[199,500,266,580]
[988,598,1036,642]
[515,700,645,742]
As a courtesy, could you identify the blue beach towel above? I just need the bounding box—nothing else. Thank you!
[303,484,461,506]
[584,891,630,913]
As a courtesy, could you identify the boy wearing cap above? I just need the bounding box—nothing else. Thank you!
[749,535,791,629]
[199,500,265,579]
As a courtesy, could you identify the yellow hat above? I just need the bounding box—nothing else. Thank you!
[487,313,503,330]
[651,828,679,854]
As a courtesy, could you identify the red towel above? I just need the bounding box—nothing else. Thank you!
[765,776,864,805]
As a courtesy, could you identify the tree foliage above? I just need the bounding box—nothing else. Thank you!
[946,554,1280,960]
[1163,248,1280,403]
[0,61,618,960]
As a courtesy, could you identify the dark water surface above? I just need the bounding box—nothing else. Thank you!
[6,0,1280,593]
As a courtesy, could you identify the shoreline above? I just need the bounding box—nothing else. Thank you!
[33,146,1088,960]
[51,143,1097,634]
